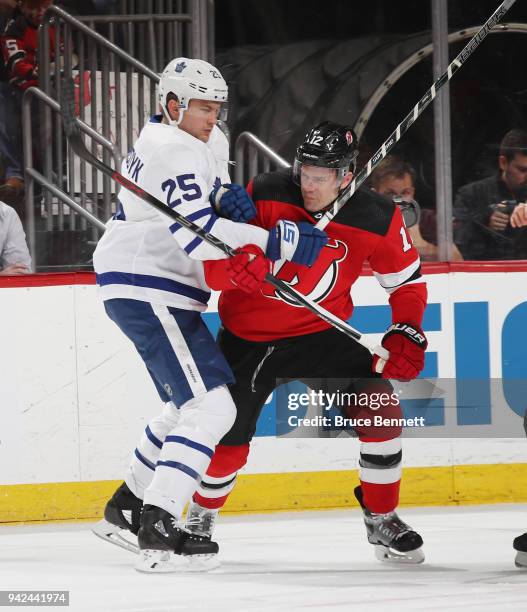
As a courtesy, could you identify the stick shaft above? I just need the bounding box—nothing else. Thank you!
[315,0,517,230]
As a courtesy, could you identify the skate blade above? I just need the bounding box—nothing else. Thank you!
[515,551,527,568]
[92,519,139,554]
[373,544,425,564]
[135,549,220,573]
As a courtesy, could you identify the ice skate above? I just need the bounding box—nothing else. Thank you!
[92,482,142,554]
[184,500,219,551]
[135,505,219,573]
[513,533,527,568]
[354,486,424,564]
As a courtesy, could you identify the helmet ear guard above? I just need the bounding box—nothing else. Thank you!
[293,121,359,185]
[158,57,228,126]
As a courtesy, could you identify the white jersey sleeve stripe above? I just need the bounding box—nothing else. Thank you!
[383,275,425,295]
[373,258,421,292]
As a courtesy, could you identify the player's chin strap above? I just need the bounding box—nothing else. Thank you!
[60,77,389,371]
[314,0,516,232]
[161,102,184,126]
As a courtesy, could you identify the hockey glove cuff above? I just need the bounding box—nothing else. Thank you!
[266,220,328,266]
[226,244,270,293]
[373,322,427,380]
[210,183,257,223]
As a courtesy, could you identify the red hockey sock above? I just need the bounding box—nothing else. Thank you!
[193,443,250,510]
[360,480,400,514]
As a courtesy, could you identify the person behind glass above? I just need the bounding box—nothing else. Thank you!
[0,198,31,274]
[453,129,527,260]
[0,0,20,203]
[369,156,463,262]
[0,0,56,210]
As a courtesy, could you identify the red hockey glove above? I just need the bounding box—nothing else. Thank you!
[372,323,427,380]
[226,244,270,293]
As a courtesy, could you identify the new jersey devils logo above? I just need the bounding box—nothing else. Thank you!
[263,239,348,306]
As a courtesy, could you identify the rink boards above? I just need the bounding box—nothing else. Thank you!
[1,263,527,523]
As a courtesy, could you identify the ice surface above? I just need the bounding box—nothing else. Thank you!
[1,504,527,611]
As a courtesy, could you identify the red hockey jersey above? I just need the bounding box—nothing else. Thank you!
[205,171,427,342]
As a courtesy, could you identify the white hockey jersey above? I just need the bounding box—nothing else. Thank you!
[93,116,269,311]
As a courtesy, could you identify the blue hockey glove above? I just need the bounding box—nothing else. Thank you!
[210,183,257,223]
[266,220,328,266]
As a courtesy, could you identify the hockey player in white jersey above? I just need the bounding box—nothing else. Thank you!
[91,57,328,573]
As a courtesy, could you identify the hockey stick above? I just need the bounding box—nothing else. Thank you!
[315,0,517,231]
[60,78,389,368]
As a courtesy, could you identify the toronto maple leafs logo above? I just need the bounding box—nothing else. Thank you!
[175,61,187,73]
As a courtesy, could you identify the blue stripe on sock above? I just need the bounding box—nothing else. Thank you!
[145,425,163,449]
[134,448,155,471]
[164,435,213,458]
[156,460,200,481]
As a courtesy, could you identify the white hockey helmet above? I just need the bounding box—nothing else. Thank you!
[158,57,228,125]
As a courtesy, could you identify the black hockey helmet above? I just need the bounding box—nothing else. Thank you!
[293,121,359,185]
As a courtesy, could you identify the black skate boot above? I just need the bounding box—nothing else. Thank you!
[92,482,142,553]
[354,486,424,564]
[513,532,527,568]
[135,505,219,573]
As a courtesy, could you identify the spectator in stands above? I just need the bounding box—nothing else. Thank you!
[0,0,56,209]
[453,129,527,260]
[0,0,20,203]
[369,155,463,262]
[0,199,31,274]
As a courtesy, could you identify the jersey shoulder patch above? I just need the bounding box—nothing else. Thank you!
[251,170,303,209]
[332,187,395,236]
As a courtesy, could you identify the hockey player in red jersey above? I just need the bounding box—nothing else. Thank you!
[186,121,428,564]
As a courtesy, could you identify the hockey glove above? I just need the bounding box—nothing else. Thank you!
[210,183,257,223]
[266,220,328,266]
[225,244,270,293]
[373,323,427,380]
